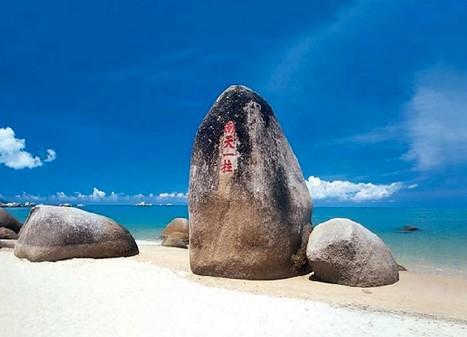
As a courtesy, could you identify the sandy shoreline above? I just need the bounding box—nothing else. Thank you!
[2,244,467,337]
[134,245,467,323]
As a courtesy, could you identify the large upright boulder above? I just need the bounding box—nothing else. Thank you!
[15,206,139,262]
[307,218,399,287]
[0,208,22,233]
[189,85,312,280]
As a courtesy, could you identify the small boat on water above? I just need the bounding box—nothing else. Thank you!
[135,201,153,207]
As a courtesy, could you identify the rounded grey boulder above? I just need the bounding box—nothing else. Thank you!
[0,227,18,239]
[0,208,22,233]
[160,218,189,239]
[306,218,399,287]
[160,218,189,248]
[15,206,139,262]
[189,85,312,280]
[162,232,189,249]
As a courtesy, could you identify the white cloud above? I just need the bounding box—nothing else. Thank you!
[0,127,42,169]
[348,125,404,144]
[13,192,42,201]
[45,149,56,162]
[0,127,56,169]
[305,176,404,202]
[55,192,67,199]
[6,188,188,204]
[404,66,467,170]
[333,66,467,173]
[91,187,106,199]
[268,2,365,92]
[6,181,406,205]
[108,192,120,201]
[158,192,187,199]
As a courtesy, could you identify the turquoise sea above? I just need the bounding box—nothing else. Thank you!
[8,206,467,278]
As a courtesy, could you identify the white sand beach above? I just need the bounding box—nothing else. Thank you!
[2,244,467,337]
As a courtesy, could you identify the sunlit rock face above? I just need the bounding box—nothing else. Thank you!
[307,218,399,287]
[15,205,138,262]
[160,218,189,248]
[189,85,312,280]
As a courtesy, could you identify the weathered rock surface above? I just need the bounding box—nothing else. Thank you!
[160,218,189,248]
[0,227,18,239]
[189,85,312,280]
[0,208,22,233]
[307,218,399,287]
[160,218,189,239]
[14,206,139,262]
[162,232,189,248]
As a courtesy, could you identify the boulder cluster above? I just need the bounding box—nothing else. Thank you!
[184,85,399,286]
[2,84,400,288]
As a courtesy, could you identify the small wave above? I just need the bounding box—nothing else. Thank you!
[136,239,161,246]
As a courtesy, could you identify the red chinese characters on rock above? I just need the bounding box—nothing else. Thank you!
[220,121,238,174]
[224,121,236,134]
[220,159,233,173]
[223,135,235,149]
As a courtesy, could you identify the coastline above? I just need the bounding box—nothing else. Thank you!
[134,244,467,323]
[8,206,467,279]
[2,242,467,337]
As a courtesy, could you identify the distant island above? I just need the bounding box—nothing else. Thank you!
[0,201,176,208]
[0,201,36,208]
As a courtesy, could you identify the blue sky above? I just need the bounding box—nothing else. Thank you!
[1,0,467,206]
